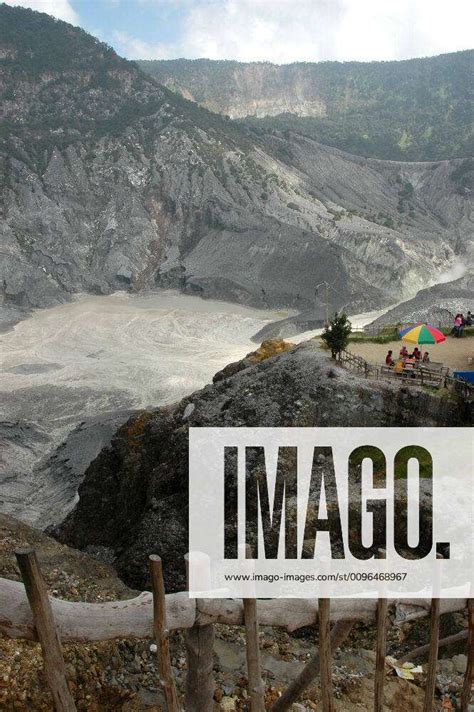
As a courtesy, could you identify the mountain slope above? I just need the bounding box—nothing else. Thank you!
[368,273,474,328]
[139,53,474,161]
[1,6,472,317]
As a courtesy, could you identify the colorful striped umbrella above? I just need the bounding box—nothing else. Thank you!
[399,323,446,344]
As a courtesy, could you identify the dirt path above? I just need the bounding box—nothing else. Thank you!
[348,337,473,371]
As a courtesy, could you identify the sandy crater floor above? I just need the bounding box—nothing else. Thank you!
[0,291,387,527]
[0,291,286,525]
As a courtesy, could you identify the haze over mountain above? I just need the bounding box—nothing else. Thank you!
[1,5,472,323]
[140,52,474,162]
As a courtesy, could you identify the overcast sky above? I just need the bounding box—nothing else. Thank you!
[4,0,474,63]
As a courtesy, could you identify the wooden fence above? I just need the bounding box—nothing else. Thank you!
[2,549,473,711]
[338,349,380,378]
[339,349,474,400]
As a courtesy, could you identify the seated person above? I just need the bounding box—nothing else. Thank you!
[422,351,430,363]
[412,347,421,361]
[394,359,405,375]
[385,350,395,366]
[399,345,409,359]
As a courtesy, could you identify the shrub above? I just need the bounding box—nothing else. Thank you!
[321,312,352,358]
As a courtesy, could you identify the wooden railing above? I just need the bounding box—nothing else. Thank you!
[380,364,446,387]
[2,550,473,711]
[338,349,379,378]
[339,349,474,400]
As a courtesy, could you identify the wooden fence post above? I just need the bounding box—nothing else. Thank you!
[374,598,388,712]
[242,543,265,711]
[149,555,180,711]
[15,549,76,712]
[243,597,266,711]
[184,553,215,712]
[423,598,440,712]
[460,599,473,712]
[319,598,336,712]
[423,553,443,712]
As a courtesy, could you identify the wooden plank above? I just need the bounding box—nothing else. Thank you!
[243,597,266,711]
[319,598,336,712]
[422,597,441,712]
[15,549,76,712]
[374,598,388,712]
[149,555,180,712]
[423,553,444,712]
[460,599,473,712]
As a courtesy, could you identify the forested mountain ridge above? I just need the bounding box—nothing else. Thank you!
[1,5,472,319]
[0,5,252,170]
[140,52,474,161]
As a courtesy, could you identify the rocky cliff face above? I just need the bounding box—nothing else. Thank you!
[55,341,470,591]
[1,6,472,317]
[139,52,474,161]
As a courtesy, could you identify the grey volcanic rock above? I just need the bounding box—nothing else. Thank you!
[251,307,327,342]
[1,7,472,316]
[0,409,134,528]
[35,410,136,520]
[55,342,470,591]
[368,274,474,328]
[0,304,29,333]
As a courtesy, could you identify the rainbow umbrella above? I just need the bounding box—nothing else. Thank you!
[399,323,446,345]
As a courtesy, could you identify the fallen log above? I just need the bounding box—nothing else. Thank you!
[0,578,194,642]
[0,577,468,643]
[270,620,355,712]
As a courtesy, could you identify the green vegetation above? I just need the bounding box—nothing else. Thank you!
[348,325,400,344]
[0,4,133,77]
[0,4,159,167]
[140,52,474,161]
[397,178,415,214]
[321,312,352,358]
[0,5,255,173]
